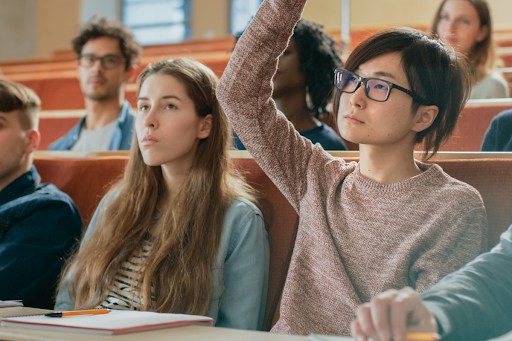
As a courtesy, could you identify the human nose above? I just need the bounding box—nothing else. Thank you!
[143,107,158,130]
[349,80,367,108]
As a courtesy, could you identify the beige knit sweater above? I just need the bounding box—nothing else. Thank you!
[217,0,488,335]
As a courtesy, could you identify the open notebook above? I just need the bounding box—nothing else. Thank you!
[0,310,214,335]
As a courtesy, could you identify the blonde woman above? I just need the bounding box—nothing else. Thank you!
[55,58,269,330]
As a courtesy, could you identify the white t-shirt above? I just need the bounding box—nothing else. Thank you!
[71,120,118,152]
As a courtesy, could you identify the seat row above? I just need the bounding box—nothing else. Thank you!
[33,150,512,330]
[36,98,512,151]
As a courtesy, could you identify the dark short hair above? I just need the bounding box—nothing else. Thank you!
[72,16,141,70]
[293,19,343,117]
[334,27,471,158]
[0,79,40,129]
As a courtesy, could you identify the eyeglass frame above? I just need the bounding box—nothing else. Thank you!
[78,53,126,70]
[333,68,429,105]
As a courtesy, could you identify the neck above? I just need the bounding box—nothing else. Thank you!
[274,90,320,132]
[0,158,32,192]
[358,143,421,184]
[160,163,191,202]
[84,97,123,130]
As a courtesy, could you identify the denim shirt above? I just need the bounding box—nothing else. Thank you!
[55,196,269,330]
[48,100,135,151]
[0,166,82,308]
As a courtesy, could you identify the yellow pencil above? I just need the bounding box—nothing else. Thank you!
[405,332,441,341]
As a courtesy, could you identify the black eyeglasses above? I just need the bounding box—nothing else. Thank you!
[334,68,428,104]
[78,54,125,70]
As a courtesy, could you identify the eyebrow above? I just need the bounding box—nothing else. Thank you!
[137,95,182,101]
[372,71,397,80]
[355,68,397,80]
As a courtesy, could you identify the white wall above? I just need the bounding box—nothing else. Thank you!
[0,0,37,61]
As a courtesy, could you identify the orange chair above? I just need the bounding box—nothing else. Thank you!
[33,151,512,331]
[439,99,512,151]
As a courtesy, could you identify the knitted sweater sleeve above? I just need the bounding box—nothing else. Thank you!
[217,0,344,211]
[411,203,488,293]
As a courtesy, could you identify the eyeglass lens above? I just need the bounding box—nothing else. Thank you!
[335,70,390,102]
[79,54,123,69]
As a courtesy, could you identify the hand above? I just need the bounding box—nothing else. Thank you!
[351,287,438,341]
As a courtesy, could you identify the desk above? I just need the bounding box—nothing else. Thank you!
[0,308,308,341]
[0,324,309,341]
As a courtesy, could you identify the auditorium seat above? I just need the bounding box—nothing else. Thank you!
[33,151,512,330]
[438,98,512,151]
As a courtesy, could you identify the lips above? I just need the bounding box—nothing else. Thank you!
[141,135,158,146]
[87,76,106,85]
[343,114,364,124]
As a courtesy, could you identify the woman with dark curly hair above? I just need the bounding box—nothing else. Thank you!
[233,19,346,150]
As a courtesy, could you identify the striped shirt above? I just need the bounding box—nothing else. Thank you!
[97,239,152,310]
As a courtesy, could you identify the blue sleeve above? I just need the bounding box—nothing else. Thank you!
[423,225,512,341]
[215,200,269,330]
[0,197,82,309]
[481,109,512,151]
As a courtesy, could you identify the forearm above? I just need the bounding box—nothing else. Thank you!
[217,0,314,207]
[423,230,512,341]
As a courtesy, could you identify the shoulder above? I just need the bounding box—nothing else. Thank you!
[224,197,264,226]
[30,183,77,209]
[301,124,346,150]
[222,198,266,246]
[425,163,484,205]
[471,72,509,99]
[493,109,512,123]
[48,119,84,150]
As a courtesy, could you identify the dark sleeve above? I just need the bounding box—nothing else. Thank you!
[481,110,512,151]
[422,226,512,341]
[0,197,82,309]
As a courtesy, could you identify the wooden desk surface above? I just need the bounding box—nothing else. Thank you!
[0,324,309,341]
[0,308,310,341]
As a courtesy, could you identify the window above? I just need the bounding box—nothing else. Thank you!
[122,0,190,45]
[230,0,262,35]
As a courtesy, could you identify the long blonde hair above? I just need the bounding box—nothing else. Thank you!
[59,58,255,314]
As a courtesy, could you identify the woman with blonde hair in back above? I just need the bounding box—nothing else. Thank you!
[55,58,269,330]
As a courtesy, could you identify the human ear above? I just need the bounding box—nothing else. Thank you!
[25,129,41,153]
[197,114,212,139]
[412,105,439,133]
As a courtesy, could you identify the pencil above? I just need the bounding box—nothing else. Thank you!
[405,332,441,341]
[45,308,111,318]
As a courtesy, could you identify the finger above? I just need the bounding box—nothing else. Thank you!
[391,287,435,340]
[351,319,369,341]
[356,303,378,339]
[371,294,395,341]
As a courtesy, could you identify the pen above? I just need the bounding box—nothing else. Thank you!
[45,308,111,318]
[405,332,441,341]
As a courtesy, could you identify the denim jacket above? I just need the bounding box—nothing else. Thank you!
[48,100,135,151]
[55,196,269,330]
[0,166,82,308]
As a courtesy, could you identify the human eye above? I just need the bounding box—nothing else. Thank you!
[164,103,177,111]
[137,103,150,113]
[438,13,449,22]
[102,55,121,68]
[80,54,96,65]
